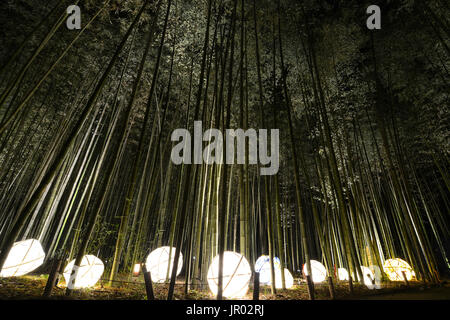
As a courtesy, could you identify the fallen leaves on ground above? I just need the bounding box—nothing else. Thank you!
[0,275,438,300]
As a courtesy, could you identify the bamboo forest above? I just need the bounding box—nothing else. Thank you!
[0,0,449,304]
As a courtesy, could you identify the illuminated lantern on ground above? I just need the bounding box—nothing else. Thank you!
[0,239,45,277]
[254,255,281,285]
[274,268,294,289]
[207,251,252,298]
[145,246,183,283]
[133,264,141,277]
[360,266,376,290]
[383,258,414,281]
[63,255,104,289]
[302,260,327,283]
[369,265,382,289]
[338,267,349,281]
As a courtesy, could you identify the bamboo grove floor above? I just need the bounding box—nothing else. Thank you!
[0,275,448,300]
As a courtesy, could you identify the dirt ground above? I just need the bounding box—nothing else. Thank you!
[0,274,448,300]
[353,285,450,300]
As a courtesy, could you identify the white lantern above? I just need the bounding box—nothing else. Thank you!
[0,239,45,277]
[63,255,104,289]
[207,251,252,299]
[133,263,141,276]
[145,246,183,283]
[360,266,377,290]
[274,268,294,289]
[302,260,327,283]
[254,255,281,285]
[383,258,413,281]
[337,267,349,281]
[369,265,382,289]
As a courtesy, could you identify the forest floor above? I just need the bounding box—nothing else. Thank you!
[0,274,448,300]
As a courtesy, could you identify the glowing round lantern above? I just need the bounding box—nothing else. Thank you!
[338,267,349,281]
[254,255,281,285]
[302,260,327,283]
[207,251,252,298]
[63,255,104,289]
[0,239,45,277]
[360,266,377,289]
[383,258,413,281]
[274,268,294,289]
[145,246,183,283]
